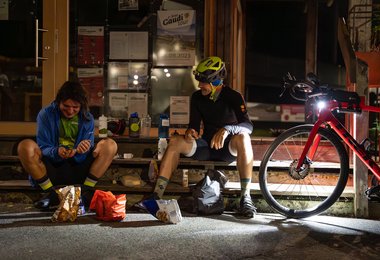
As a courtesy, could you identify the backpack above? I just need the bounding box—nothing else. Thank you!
[192,169,228,215]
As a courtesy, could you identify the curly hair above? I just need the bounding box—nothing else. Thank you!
[55,81,90,120]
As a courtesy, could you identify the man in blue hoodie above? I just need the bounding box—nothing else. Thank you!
[17,81,117,209]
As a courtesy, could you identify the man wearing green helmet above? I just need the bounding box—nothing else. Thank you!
[150,56,256,218]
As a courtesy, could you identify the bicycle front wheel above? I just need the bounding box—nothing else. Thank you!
[259,125,349,218]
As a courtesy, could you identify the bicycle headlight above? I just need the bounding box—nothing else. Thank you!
[317,101,326,110]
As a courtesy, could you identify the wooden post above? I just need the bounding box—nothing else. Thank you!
[305,0,318,75]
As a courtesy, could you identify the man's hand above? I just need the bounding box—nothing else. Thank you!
[76,139,91,154]
[184,128,199,143]
[210,128,228,150]
[59,146,76,159]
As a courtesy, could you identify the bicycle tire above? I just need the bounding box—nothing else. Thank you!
[259,125,349,218]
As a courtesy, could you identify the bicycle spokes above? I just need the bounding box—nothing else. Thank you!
[259,125,349,218]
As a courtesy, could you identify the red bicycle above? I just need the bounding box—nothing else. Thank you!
[258,73,380,218]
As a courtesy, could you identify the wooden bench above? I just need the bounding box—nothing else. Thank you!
[0,155,261,195]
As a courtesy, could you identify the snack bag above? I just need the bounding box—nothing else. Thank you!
[89,190,127,221]
[142,198,182,224]
[51,185,81,222]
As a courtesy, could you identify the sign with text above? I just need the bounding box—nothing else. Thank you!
[156,10,196,66]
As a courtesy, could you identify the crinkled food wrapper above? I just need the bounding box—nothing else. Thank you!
[51,185,81,222]
[143,198,182,224]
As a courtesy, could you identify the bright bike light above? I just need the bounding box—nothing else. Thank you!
[317,101,326,110]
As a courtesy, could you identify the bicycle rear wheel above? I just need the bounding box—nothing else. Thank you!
[259,125,349,218]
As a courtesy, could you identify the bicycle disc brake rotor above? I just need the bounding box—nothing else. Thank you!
[288,159,310,180]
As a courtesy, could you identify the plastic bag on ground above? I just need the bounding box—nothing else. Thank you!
[89,190,127,221]
[51,185,81,222]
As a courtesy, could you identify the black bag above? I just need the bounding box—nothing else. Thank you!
[108,119,127,135]
[192,169,228,215]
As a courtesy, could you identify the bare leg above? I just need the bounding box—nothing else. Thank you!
[154,135,193,197]
[230,133,256,218]
[230,133,254,180]
[17,139,47,180]
[89,138,118,179]
[159,135,192,179]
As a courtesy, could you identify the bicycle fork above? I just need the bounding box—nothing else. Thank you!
[296,114,380,182]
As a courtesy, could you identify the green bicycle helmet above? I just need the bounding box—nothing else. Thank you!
[193,56,226,83]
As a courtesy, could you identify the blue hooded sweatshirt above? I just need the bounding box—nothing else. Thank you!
[36,102,95,163]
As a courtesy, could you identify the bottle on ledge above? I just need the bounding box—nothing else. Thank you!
[158,114,170,138]
[98,115,108,138]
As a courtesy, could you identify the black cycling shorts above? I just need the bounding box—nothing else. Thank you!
[29,152,95,188]
[189,137,236,163]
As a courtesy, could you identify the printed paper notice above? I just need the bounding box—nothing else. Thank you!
[108,92,128,118]
[170,96,189,124]
[109,31,148,60]
[128,93,148,117]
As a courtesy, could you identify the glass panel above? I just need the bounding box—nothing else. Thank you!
[69,0,203,127]
[0,0,43,122]
[151,67,196,125]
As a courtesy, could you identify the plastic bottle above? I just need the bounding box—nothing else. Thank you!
[157,138,167,160]
[140,114,151,137]
[98,115,108,138]
[158,114,170,138]
[129,112,140,138]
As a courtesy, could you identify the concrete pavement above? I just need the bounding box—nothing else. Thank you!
[0,202,379,260]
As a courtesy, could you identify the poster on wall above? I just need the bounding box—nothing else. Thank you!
[118,0,138,11]
[170,96,189,124]
[77,26,104,65]
[109,31,148,60]
[108,92,128,118]
[77,68,104,107]
[156,10,196,66]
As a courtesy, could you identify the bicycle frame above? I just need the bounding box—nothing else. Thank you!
[296,98,380,181]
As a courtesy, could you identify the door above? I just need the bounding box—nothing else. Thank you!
[0,0,68,135]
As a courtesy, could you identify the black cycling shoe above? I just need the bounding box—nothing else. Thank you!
[237,195,257,219]
[365,185,380,202]
[34,190,60,210]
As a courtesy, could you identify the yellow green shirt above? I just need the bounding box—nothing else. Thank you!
[59,115,79,148]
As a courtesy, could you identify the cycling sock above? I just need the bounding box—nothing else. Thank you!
[154,176,169,198]
[83,173,99,188]
[35,175,53,191]
[240,178,251,198]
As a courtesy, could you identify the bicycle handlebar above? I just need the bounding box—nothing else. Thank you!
[282,72,361,108]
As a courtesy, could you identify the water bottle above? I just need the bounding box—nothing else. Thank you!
[129,112,140,138]
[157,138,167,160]
[98,115,108,138]
[158,114,170,138]
[140,114,151,137]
